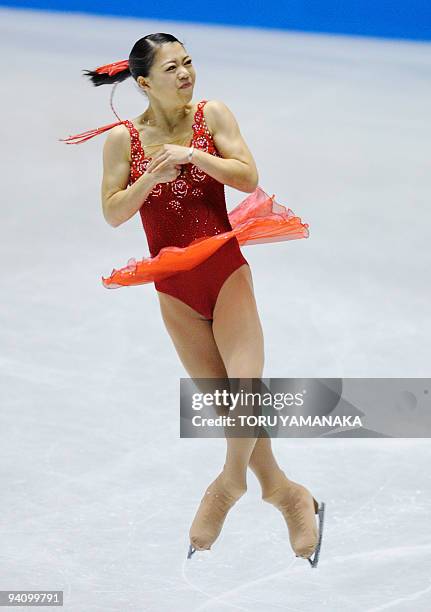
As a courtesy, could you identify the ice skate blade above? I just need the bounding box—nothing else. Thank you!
[187,544,197,559]
[296,501,325,568]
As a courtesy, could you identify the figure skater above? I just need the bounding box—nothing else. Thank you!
[60,33,325,567]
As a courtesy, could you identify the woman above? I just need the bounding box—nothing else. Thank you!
[61,33,324,567]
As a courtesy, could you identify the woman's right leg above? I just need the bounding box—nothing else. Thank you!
[157,290,253,550]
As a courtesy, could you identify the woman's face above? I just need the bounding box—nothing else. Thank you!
[139,42,196,102]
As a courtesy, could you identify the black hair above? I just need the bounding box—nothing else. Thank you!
[82,33,184,87]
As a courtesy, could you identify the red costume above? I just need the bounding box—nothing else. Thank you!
[60,72,309,320]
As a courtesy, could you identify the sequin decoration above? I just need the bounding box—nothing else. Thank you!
[194,135,209,152]
[190,165,207,183]
[171,179,189,198]
[125,99,219,189]
[151,183,163,197]
[166,199,184,215]
[123,100,234,258]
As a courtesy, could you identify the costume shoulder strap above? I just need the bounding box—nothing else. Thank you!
[197,99,208,114]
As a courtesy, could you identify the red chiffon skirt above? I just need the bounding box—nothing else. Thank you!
[101,186,309,289]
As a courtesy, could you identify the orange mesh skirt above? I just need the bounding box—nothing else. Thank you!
[101,186,309,289]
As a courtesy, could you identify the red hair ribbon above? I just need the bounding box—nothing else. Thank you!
[58,119,127,144]
[94,59,129,76]
[58,59,129,144]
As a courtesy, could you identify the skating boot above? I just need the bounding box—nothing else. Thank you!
[263,472,325,568]
[187,473,245,559]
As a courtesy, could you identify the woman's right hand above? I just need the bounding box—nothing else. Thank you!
[146,163,182,184]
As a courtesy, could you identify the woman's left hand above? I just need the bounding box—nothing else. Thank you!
[145,144,191,174]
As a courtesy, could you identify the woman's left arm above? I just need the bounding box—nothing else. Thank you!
[193,100,259,193]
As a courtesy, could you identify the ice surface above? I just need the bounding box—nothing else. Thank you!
[1,7,430,611]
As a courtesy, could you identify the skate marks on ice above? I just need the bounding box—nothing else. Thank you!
[365,581,431,612]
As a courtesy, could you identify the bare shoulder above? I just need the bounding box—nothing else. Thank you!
[202,99,239,137]
[103,123,131,162]
[106,122,130,142]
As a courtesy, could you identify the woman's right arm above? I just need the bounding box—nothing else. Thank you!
[101,125,158,228]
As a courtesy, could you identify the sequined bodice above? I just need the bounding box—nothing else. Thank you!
[124,100,234,257]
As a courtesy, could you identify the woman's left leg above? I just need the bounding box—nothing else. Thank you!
[211,265,287,495]
[248,429,287,497]
[211,264,292,499]
[213,265,320,561]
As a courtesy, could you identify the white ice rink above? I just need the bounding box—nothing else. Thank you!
[1,7,431,611]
